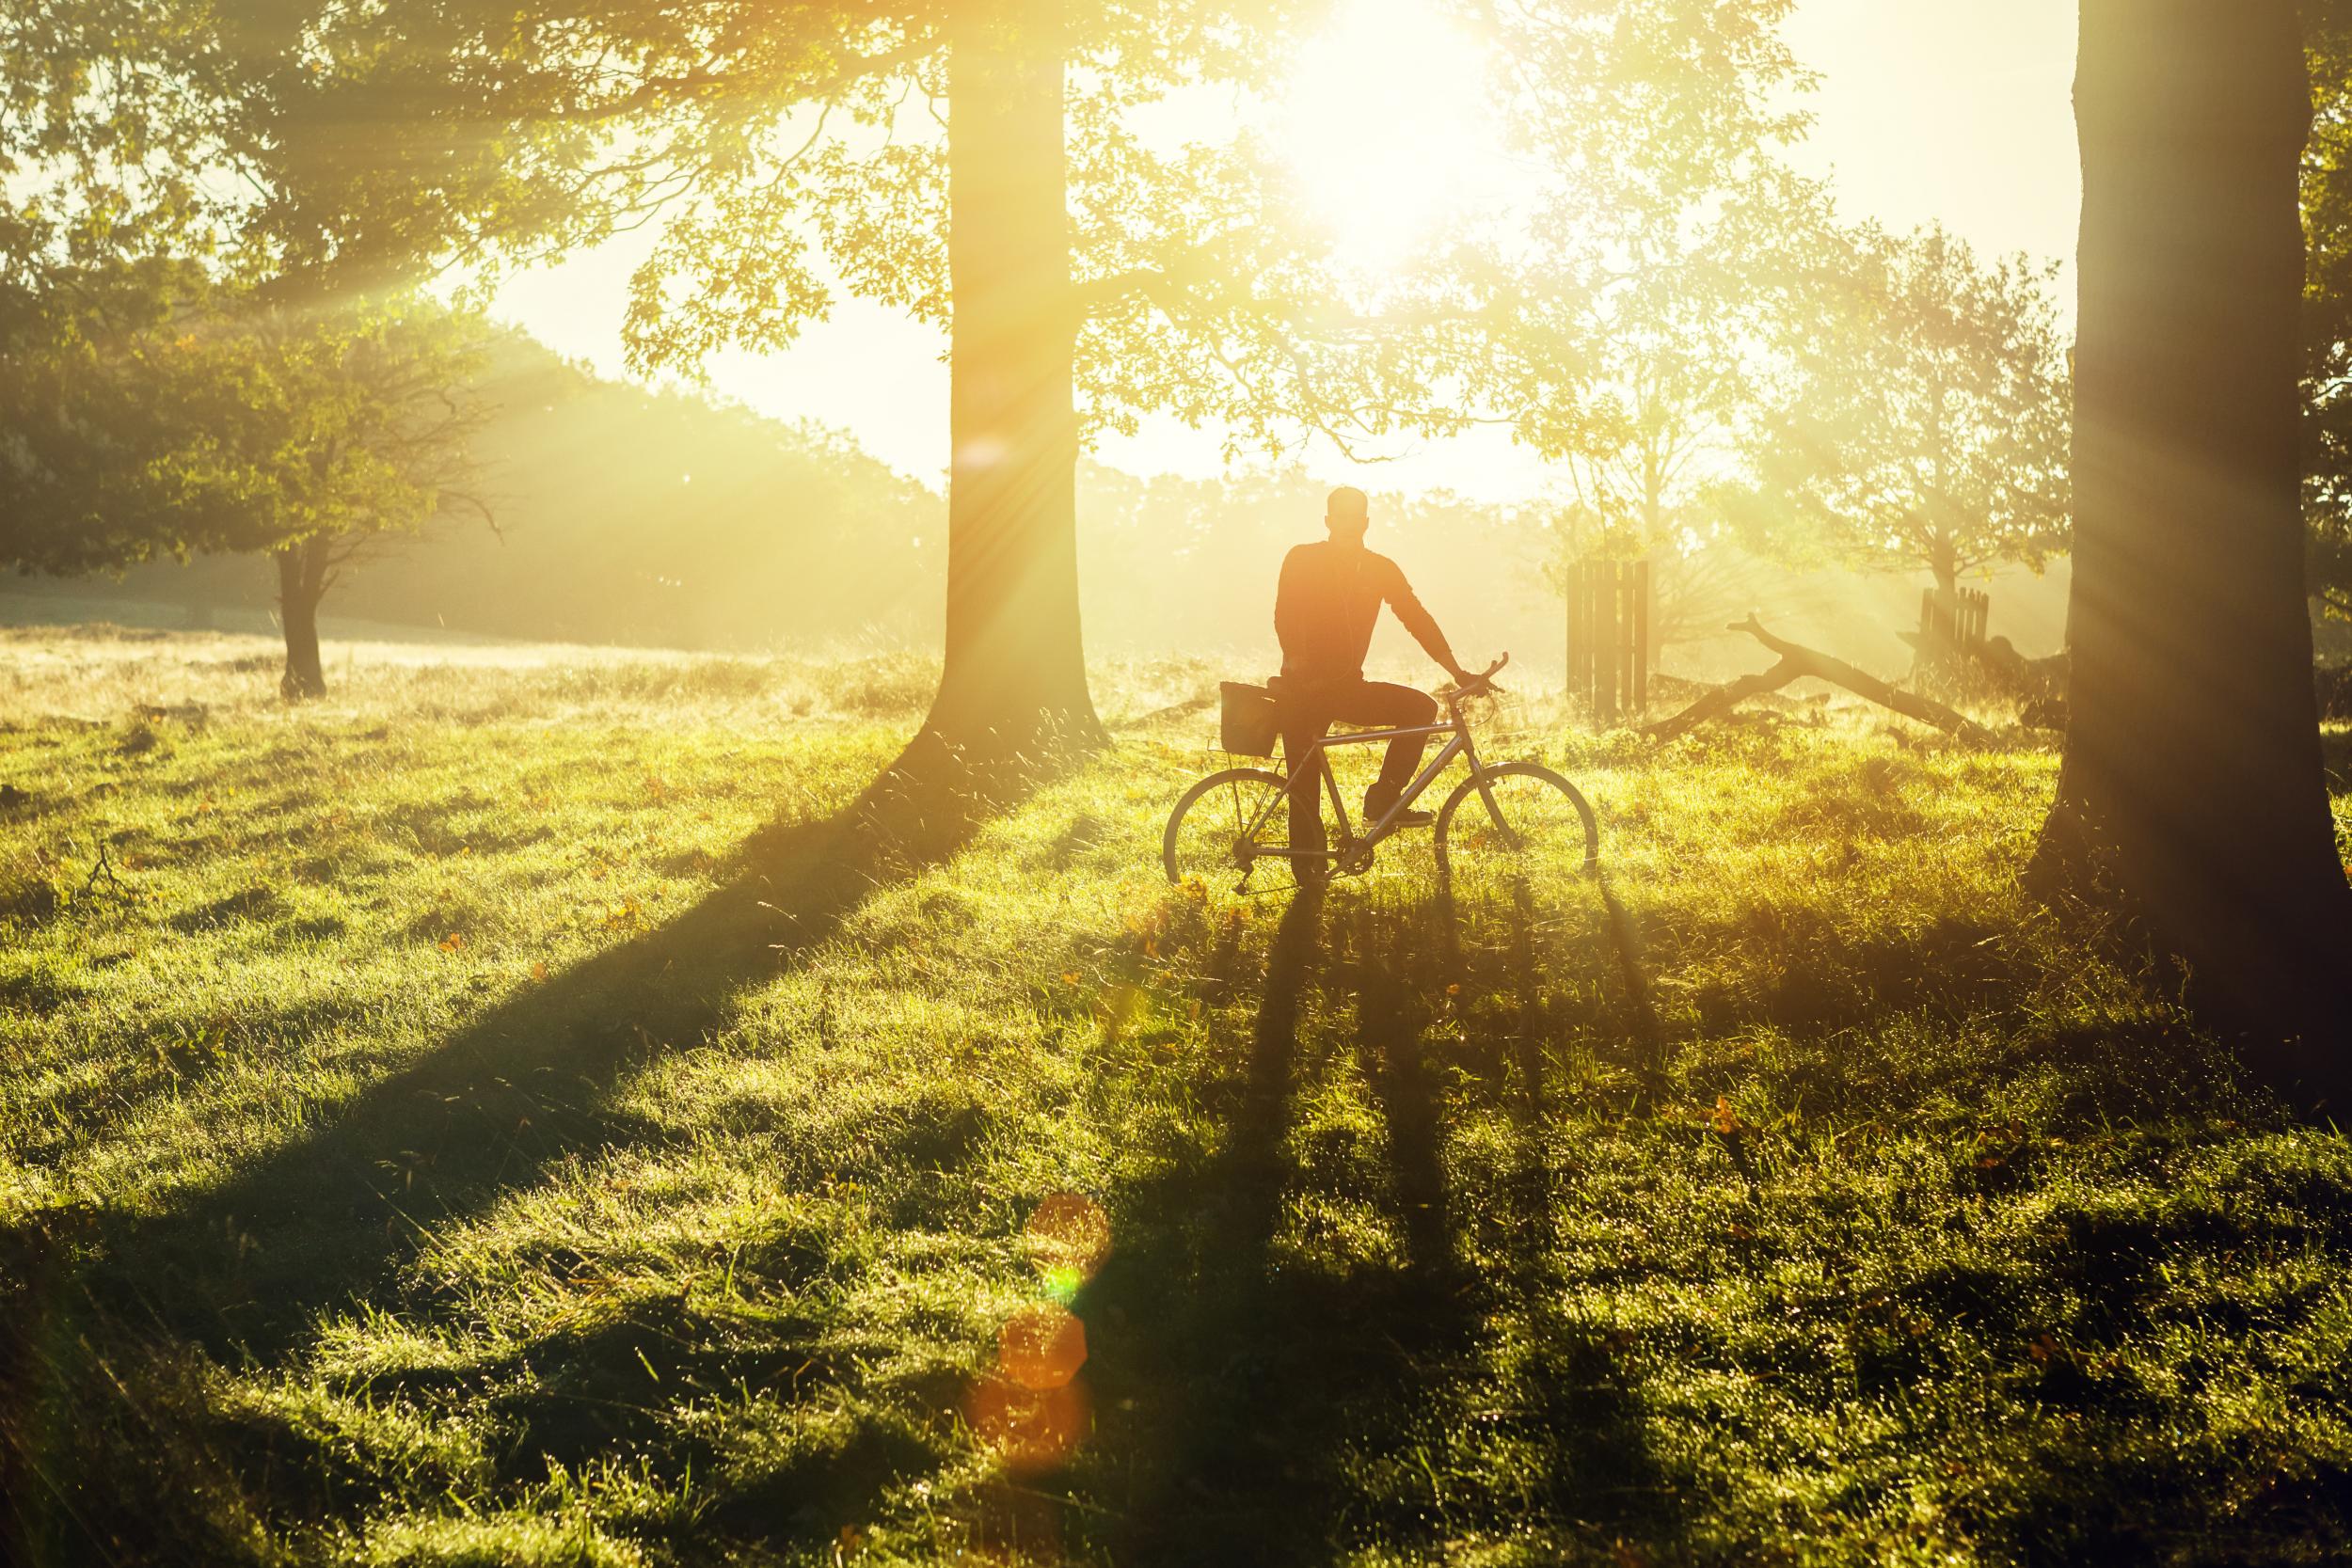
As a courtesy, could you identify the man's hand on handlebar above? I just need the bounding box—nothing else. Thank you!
[1445,654,1510,698]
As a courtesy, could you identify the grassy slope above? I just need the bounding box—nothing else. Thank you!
[3,629,2350,1567]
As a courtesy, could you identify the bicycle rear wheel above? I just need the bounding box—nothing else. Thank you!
[1164,768,1320,892]
[1434,762,1599,887]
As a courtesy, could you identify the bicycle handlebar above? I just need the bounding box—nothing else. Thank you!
[1445,652,1510,702]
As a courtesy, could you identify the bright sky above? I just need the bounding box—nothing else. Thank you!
[491,0,2080,505]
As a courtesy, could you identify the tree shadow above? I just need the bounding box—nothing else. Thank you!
[1087,867,1686,1564]
[1351,903,1457,1287]
[1593,870,1671,1101]
[1464,871,1681,1547]
[1082,884,1326,1560]
[0,746,1032,1561]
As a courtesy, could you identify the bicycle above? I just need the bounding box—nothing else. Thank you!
[1162,653,1600,892]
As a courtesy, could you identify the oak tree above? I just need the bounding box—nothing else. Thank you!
[1730,224,2072,600]
[183,0,1409,763]
[2037,0,2351,1089]
[1,278,491,696]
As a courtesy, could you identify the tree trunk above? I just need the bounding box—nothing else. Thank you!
[277,537,329,699]
[2035,0,2352,1085]
[919,0,1104,767]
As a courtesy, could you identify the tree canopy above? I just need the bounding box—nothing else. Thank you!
[1481,0,1818,554]
[1729,224,2072,596]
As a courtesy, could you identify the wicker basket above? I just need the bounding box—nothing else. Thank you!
[1219,682,1282,756]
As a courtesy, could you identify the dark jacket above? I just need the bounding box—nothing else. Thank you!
[1275,539,1457,683]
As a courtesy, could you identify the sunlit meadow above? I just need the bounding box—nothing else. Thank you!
[4,628,2348,1564]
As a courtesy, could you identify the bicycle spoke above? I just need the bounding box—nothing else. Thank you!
[1167,768,1302,895]
[1438,764,1598,890]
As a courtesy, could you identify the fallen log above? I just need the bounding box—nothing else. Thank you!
[1644,615,1997,746]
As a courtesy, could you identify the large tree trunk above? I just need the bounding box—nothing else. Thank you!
[919,0,1104,767]
[277,536,329,699]
[1929,549,1958,603]
[2036,0,2352,1085]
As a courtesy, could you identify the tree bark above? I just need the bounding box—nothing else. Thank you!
[277,536,329,699]
[918,0,1105,768]
[2036,0,2352,1084]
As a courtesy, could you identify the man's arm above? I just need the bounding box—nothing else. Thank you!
[1382,558,1467,679]
[1274,546,1304,661]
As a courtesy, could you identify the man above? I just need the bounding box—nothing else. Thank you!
[1273,485,1474,875]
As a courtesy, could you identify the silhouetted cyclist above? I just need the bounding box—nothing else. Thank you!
[1273,485,1477,878]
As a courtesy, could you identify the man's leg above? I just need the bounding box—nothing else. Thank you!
[1332,682,1441,817]
[1280,706,1331,865]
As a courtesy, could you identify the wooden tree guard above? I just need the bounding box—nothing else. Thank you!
[1565,558,1651,726]
[1907,586,1991,674]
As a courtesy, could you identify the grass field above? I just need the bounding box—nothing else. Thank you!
[4,626,2352,1566]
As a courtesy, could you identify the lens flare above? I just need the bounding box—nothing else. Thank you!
[1023,1190,1111,1281]
[965,1370,1093,1476]
[999,1302,1089,1392]
[963,1193,1113,1475]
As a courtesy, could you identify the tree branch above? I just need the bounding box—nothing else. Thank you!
[1644,614,1996,744]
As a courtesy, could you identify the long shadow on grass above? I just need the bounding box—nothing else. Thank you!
[1082,885,1325,1560]
[1474,874,1683,1545]
[1437,863,1668,1106]
[127,771,997,1351]
[1089,873,1682,1563]
[0,751,1024,1562]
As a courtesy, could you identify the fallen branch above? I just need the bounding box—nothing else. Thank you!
[1645,615,1996,746]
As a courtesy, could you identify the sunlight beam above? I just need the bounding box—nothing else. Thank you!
[1279,0,1511,269]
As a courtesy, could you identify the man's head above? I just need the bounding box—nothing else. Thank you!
[1326,484,1371,545]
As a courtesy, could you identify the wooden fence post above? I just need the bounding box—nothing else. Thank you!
[1609,562,1628,728]
[1632,558,1650,716]
[1565,556,1654,728]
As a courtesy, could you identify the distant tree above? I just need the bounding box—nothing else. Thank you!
[1,285,489,696]
[190,301,492,698]
[1729,224,2072,600]
[1472,0,1842,672]
[2036,0,2351,1087]
[4,0,531,694]
[50,334,954,654]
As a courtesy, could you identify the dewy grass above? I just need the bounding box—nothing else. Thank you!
[2,629,2349,1566]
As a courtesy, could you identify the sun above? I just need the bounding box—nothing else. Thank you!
[1279,0,1512,268]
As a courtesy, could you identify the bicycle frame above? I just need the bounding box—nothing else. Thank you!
[1245,691,1494,866]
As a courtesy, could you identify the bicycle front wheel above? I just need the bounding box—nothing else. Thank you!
[1163,768,1316,892]
[1434,762,1599,885]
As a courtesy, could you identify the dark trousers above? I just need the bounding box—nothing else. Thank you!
[1278,679,1441,854]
